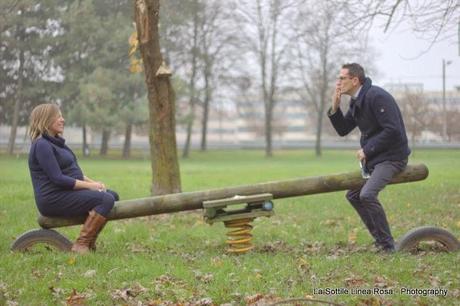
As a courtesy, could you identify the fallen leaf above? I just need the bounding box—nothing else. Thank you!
[429,275,441,287]
[152,274,187,295]
[111,282,147,302]
[49,286,65,299]
[297,257,310,273]
[348,228,358,244]
[31,269,43,279]
[373,276,389,288]
[0,282,15,305]
[245,293,264,304]
[67,257,76,265]
[358,297,381,306]
[344,276,366,287]
[210,256,223,267]
[244,294,279,305]
[260,240,292,253]
[83,270,96,278]
[111,289,128,302]
[196,297,213,305]
[66,289,86,306]
[180,252,198,263]
[194,270,214,284]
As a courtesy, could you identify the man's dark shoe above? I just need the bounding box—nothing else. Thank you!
[379,246,396,254]
[370,242,396,254]
[374,244,396,254]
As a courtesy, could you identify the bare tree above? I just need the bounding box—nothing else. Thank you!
[400,87,434,148]
[199,1,235,151]
[344,0,459,50]
[446,109,460,142]
[235,0,297,157]
[180,0,202,158]
[168,0,236,156]
[134,0,181,195]
[291,1,373,157]
[432,93,460,143]
[2,1,61,155]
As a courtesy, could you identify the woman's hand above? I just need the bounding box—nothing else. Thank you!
[90,181,106,192]
[74,180,107,192]
[83,176,106,191]
[98,182,107,192]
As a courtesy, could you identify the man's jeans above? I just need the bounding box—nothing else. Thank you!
[346,159,408,249]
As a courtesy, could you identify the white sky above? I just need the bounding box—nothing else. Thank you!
[368,22,460,92]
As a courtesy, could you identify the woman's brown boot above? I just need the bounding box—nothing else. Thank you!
[89,220,107,251]
[71,210,107,254]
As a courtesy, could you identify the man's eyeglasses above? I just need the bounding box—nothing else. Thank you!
[337,76,353,81]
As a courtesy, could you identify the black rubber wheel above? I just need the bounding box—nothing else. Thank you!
[396,226,460,252]
[11,229,72,252]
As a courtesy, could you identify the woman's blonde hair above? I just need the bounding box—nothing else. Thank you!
[29,103,61,140]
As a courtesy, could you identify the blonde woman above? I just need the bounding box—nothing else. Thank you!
[28,103,119,254]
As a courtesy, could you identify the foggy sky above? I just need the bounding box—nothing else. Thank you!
[369,20,460,92]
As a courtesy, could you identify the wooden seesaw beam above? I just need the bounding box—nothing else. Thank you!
[37,163,429,229]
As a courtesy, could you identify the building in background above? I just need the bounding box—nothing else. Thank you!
[2,88,459,153]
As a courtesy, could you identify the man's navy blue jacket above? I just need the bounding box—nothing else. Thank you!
[29,134,83,208]
[328,77,410,170]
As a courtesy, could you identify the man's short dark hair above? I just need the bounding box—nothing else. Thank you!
[342,63,365,84]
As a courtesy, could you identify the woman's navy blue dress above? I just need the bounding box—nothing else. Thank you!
[28,134,118,217]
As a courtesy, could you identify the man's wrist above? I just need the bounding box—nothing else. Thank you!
[329,106,338,115]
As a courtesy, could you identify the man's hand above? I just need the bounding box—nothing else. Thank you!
[356,149,366,161]
[331,82,341,113]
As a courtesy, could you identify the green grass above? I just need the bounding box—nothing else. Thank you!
[0,149,459,305]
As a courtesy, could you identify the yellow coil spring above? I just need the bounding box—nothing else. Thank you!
[224,218,255,254]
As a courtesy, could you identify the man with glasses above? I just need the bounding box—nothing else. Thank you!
[328,63,411,253]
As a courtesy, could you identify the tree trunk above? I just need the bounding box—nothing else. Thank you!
[123,123,132,159]
[411,132,416,151]
[8,48,24,155]
[264,1,280,158]
[8,100,20,155]
[183,113,194,158]
[99,129,110,156]
[316,45,329,158]
[315,104,324,157]
[182,2,199,159]
[315,83,326,157]
[260,56,272,157]
[135,0,181,195]
[265,105,273,157]
[82,123,90,156]
[200,66,211,151]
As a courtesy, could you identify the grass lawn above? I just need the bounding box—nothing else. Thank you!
[0,149,459,305]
